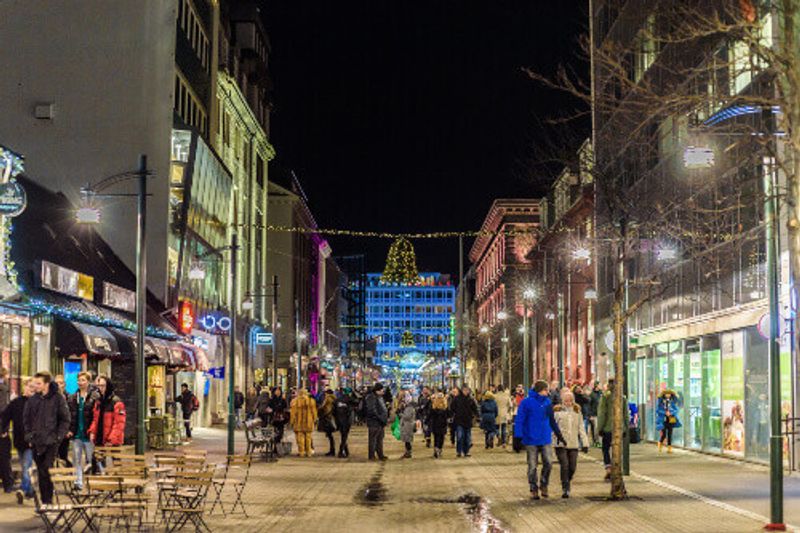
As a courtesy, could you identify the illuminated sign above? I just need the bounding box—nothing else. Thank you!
[449,315,456,349]
[199,312,231,333]
[103,282,135,313]
[254,332,273,346]
[0,180,26,217]
[40,260,94,301]
[178,300,194,334]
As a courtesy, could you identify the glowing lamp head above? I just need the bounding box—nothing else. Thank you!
[75,206,101,224]
[657,247,677,261]
[683,146,715,169]
[572,247,591,261]
[241,298,254,311]
[523,288,536,300]
[188,262,206,280]
[584,288,598,300]
[299,331,308,341]
[480,325,489,334]
[497,310,508,321]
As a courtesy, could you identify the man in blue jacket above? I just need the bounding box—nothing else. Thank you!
[515,380,566,499]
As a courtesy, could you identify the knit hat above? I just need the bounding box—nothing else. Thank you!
[533,380,548,393]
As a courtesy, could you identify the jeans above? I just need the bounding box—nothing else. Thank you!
[499,422,507,445]
[484,429,497,448]
[17,448,33,496]
[601,431,613,467]
[587,416,597,444]
[0,436,13,491]
[34,445,58,504]
[184,416,192,439]
[72,439,94,489]
[235,408,243,428]
[433,431,445,450]
[455,425,472,455]
[525,444,553,490]
[660,422,674,445]
[367,425,385,459]
[555,447,578,489]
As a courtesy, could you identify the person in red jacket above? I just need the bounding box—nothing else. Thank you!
[88,375,126,469]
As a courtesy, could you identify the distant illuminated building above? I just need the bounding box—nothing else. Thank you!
[366,273,456,371]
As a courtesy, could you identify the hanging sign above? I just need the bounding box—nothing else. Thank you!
[178,300,195,334]
[206,366,225,379]
[254,332,273,346]
[199,312,231,334]
[0,180,26,217]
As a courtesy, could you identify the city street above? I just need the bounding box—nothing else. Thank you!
[0,426,797,532]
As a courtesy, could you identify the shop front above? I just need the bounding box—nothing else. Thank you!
[630,323,792,463]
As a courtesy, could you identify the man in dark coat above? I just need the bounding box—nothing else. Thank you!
[0,367,12,493]
[23,371,70,504]
[364,383,389,461]
[450,385,478,457]
[178,383,198,441]
[1,378,34,502]
[334,388,355,458]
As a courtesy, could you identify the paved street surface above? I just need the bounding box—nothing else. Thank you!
[0,426,798,532]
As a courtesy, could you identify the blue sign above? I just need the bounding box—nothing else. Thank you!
[0,180,26,217]
[199,313,232,334]
[207,367,225,379]
[254,332,273,346]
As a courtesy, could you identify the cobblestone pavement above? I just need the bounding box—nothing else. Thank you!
[0,426,796,532]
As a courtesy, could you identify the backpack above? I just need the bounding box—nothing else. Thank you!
[191,395,200,412]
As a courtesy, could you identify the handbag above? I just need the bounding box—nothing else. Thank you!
[629,426,641,444]
[667,416,676,424]
[391,415,402,441]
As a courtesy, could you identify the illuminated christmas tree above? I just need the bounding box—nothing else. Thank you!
[400,330,416,348]
[381,237,420,285]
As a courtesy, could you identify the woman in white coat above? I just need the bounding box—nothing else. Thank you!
[553,390,589,498]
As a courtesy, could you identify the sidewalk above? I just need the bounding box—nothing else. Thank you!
[0,426,796,532]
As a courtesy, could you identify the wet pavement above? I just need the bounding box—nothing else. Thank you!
[0,425,795,532]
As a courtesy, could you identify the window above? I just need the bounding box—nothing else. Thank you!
[174,71,207,136]
[177,0,210,73]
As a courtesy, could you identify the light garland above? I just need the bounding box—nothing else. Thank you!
[250,224,539,239]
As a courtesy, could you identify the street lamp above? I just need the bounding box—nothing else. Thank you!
[479,324,491,389]
[522,288,536,390]
[497,311,509,388]
[241,275,280,388]
[76,155,149,455]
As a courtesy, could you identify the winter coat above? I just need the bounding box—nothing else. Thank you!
[549,388,561,406]
[597,390,631,435]
[1,394,28,450]
[318,392,336,433]
[334,392,355,430]
[178,390,197,420]
[588,389,602,417]
[428,406,449,436]
[289,390,318,433]
[450,394,478,427]
[254,391,272,415]
[553,404,589,449]
[0,378,9,414]
[493,390,511,424]
[399,403,416,443]
[268,395,289,424]
[68,388,100,438]
[416,394,431,423]
[364,392,388,428]
[514,390,564,447]
[479,394,498,432]
[573,391,590,419]
[245,391,258,414]
[655,391,682,430]
[88,394,126,446]
[234,391,245,409]
[23,382,71,454]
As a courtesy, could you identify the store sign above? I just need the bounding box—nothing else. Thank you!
[207,366,224,379]
[0,179,26,217]
[178,300,194,334]
[254,332,273,346]
[103,282,135,313]
[40,260,94,301]
[199,312,231,334]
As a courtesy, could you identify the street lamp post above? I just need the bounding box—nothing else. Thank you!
[522,288,536,390]
[480,324,490,389]
[77,155,149,455]
[498,310,509,387]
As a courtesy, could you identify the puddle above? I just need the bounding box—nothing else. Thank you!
[356,463,388,507]
[413,493,509,532]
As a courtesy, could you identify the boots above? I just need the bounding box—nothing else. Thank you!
[540,485,549,499]
[338,445,346,458]
[604,467,611,482]
[344,444,350,457]
[426,437,431,448]
[667,445,673,454]
[402,450,412,459]
[658,441,663,452]
[562,482,570,499]
[433,448,440,459]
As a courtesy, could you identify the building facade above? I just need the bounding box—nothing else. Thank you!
[366,273,456,386]
[469,200,540,388]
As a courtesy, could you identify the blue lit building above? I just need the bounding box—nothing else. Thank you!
[366,273,456,372]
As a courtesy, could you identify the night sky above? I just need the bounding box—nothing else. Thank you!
[262,1,588,274]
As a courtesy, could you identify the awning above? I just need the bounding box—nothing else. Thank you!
[109,328,160,360]
[181,343,209,372]
[167,345,193,369]
[56,320,120,358]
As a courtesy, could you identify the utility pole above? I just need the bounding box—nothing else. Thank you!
[227,231,238,456]
[523,302,530,390]
[271,275,279,388]
[134,155,147,455]
[295,298,302,389]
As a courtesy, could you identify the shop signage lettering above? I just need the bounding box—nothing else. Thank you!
[40,260,94,300]
[254,332,273,345]
[103,282,135,313]
[199,313,231,333]
[0,179,26,217]
[178,300,195,334]
[207,366,224,379]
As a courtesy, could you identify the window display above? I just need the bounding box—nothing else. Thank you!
[702,335,722,452]
[721,331,745,455]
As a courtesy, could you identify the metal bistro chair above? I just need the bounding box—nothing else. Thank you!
[160,470,214,533]
[32,467,99,533]
[225,454,252,516]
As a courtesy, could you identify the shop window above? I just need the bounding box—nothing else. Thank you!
[721,331,745,456]
[744,327,769,461]
[702,335,722,452]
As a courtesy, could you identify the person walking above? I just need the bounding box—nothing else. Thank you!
[178,383,198,442]
[254,387,272,428]
[1,378,34,503]
[553,390,589,498]
[597,378,631,481]
[88,375,126,472]
[23,371,70,504]
[493,385,511,448]
[52,374,72,467]
[290,389,317,457]
[0,367,12,493]
[398,391,416,458]
[364,383,389,461]
[67,372,99,490]
[588,382,602,445]
[427,392,449,458]
[268,387,289,444]
[656,389,681,453]
[447,387,460,447]
[318,389,337,457]
[233,385,245,428]
[515,380,566,500]
[417,386,432,448]
[480,390,499,449]
[334,388,355,458]
[451,385,478,458]
[548,381,562,406]
[245,385,258,422]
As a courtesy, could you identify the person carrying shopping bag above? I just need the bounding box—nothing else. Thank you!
[656,389,681,453]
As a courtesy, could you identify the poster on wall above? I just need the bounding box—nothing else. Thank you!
[721,331,744,455]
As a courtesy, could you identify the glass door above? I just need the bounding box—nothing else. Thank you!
[685,338,702,449]
[702,335,722,452]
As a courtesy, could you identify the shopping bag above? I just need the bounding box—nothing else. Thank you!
[391,415,402,440]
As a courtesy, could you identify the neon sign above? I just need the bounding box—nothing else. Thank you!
[178,300,194,334]
[199,312,232,333]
